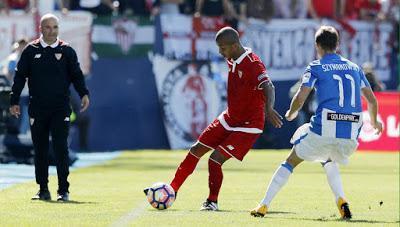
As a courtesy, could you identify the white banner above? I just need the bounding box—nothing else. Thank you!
[0,11,92,74]
[242,19,393,81]
[152,55,227,149]
[160,14,225,60]
[160,16,394,81]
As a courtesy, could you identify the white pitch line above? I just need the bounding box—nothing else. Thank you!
[111,201,149,227]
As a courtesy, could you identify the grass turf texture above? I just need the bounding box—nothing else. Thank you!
[0,150,398,226]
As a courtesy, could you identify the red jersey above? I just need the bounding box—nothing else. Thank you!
[219,48,269,133]
[311,0,335,18]
[7,0,29,9]
[356,0,381,17]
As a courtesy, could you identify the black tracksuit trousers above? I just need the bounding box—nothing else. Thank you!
[30,109,70,193]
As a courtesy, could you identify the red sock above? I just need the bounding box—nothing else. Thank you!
[207,158,223,202]
[170,152,200,192]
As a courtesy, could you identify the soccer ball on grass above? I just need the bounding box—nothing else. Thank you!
[145,182,175,210]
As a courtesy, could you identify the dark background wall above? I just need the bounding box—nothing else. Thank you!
[70,57,169,150]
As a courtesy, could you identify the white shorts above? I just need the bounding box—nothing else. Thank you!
[290,124,358,165]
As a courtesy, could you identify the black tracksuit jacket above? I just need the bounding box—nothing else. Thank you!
[10,39,89,115]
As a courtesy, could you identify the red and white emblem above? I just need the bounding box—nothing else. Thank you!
[238,70,243,78]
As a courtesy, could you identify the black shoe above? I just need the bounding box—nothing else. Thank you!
[57,192,69,202]
[337,197,352,219]
[31,189,51,201]
[341,202,352,219]
[143,187,150,195]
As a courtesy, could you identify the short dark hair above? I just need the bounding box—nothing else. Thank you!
[315,26,339,51]
[215,27,240,44]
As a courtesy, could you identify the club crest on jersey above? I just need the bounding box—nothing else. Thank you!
[238,70,243,78]
[55,53,62,60]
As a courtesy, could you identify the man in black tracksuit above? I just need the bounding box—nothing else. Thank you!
[9,13,90,202]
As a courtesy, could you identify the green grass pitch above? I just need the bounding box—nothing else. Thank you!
[0,150,398,226]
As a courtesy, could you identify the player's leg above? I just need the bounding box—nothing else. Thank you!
[169,117,228,194]
[251,148,303,217]
[201,130,259,211]
[253,123,311,214]
[169,142,211,193]
[321,160,346,203]
[50,110,71,201]
[30,114,51,200]
[321,139,357,219]
[200,150,230,211]
[321,160,351,219]
[208,150,230,202]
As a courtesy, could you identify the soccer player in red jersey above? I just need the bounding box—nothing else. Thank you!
[146,27,283,211]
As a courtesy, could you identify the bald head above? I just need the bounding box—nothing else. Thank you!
[215,27,240,45]
[215,27,245,60]
[40,13,59,27]
[40,13,59,45]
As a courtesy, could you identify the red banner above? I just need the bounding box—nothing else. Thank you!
[358,92,400,151]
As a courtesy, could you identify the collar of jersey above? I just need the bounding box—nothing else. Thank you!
[39,36,60,48]
[322,53,339,59]
[230,47,252,73]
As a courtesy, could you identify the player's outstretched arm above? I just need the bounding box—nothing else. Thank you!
[361,87,383,135]
[285,86,312,121]
[261,81,283,128]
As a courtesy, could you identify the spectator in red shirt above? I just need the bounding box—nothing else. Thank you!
[341,0,359,19]
[7,0,29,9]
[2,0,31,13]
[356,0,381,21]
[309,0,356,38]
[307,0,341,20]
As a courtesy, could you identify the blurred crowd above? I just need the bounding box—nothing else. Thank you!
[0,0,398,23]
[0,0,397,92]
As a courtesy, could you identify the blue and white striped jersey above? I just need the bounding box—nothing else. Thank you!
[301,53,370,140]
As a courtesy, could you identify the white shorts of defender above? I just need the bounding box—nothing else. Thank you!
[290,123,358,165]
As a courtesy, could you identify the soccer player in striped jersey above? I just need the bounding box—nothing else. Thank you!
[250,25,383,219]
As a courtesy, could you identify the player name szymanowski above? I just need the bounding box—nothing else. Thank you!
[322,63,359,72]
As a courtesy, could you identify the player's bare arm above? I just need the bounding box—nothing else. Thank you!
[285,85,312,121]
[261,81,283,128]
[361,87,383,134]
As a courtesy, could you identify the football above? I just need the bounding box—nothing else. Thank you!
[145,182,175,210]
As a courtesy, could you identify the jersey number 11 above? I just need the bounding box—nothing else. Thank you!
[332,74,355,108]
